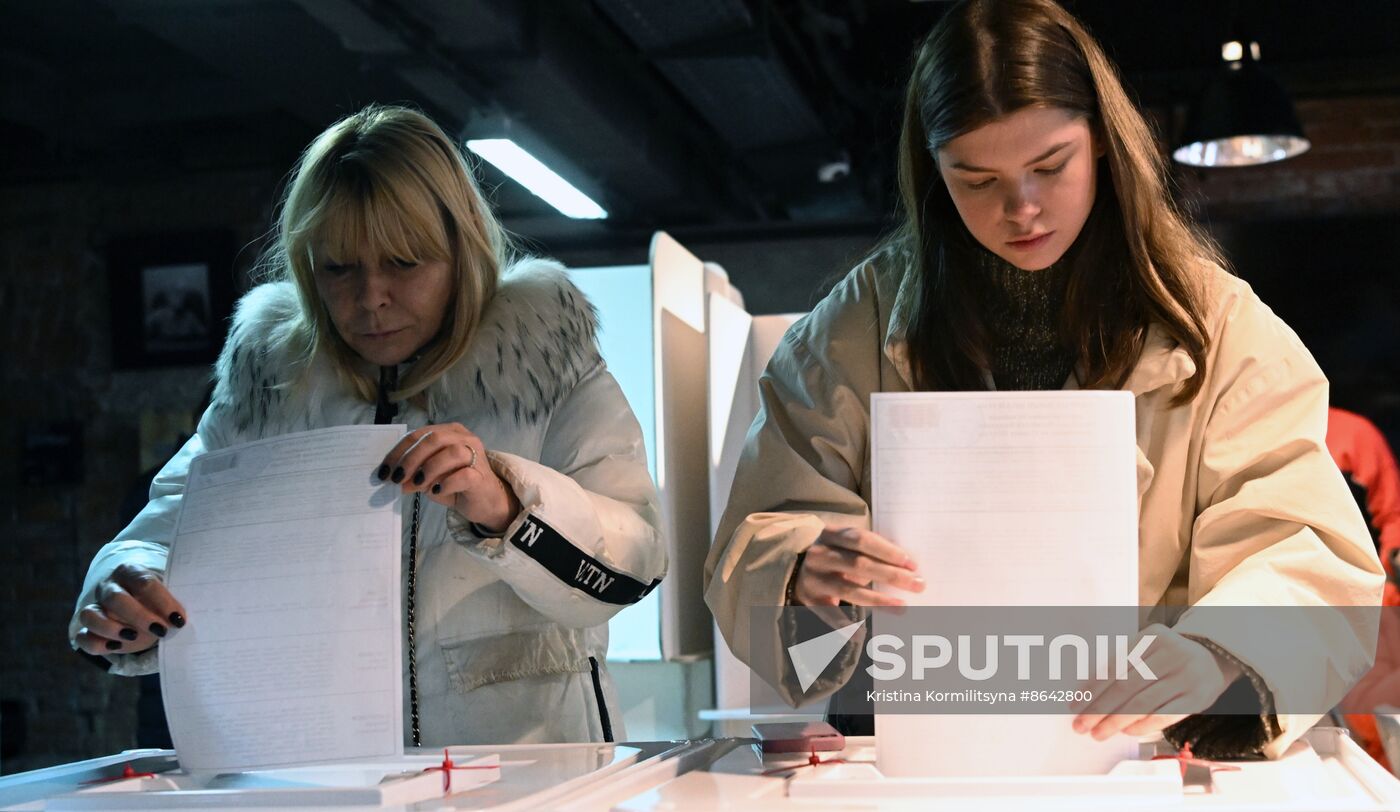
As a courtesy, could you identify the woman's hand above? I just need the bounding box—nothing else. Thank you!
[792,526,924,607]
[380,423,521,532]
[1071,624,1243,740]
[73,563,187,657]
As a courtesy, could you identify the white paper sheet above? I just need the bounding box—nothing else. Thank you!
[870,391,1139,777]
[159,425,407,772]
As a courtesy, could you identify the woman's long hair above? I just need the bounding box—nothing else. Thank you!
[894,0,1221,403]
[260,104,511,403]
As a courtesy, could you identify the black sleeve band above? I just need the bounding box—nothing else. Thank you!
[509,513,661,605]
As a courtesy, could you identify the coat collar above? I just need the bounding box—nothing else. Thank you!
[213,257,600,435]
[1121,323,1197,397]
[882,263,919,390]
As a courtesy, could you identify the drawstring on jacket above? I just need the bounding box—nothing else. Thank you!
[375,363,423,748]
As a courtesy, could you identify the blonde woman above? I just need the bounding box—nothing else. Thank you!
[706,0,1381,759]
[70,105,666,745]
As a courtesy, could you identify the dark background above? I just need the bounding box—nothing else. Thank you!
[2,0,1398,771]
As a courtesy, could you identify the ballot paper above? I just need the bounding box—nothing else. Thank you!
[870,391,1139,778]
[159,425,408,773]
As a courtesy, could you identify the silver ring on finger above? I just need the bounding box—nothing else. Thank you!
[466,445,478,469]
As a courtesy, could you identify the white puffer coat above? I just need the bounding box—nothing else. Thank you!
[71,258,667,745]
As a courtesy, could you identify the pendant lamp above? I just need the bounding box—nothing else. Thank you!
[1174,38,1310,167]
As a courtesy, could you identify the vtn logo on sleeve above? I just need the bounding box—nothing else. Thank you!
[574,560,616,593]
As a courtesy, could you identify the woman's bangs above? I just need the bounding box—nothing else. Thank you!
[306,169,450,266]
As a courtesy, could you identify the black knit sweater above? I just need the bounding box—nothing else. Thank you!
[977,254,1074,391]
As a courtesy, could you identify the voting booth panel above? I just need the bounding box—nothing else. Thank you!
[571,233,811,734]
[566,234,744,740]
[647,233,715,660]
[569,233,729,664]
[564,263,664,663]
[566,245,710,664]
[706,293,805,724]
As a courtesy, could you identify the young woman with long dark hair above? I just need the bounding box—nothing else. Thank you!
[706,0,1381,759]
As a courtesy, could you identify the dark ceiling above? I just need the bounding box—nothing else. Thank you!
[3,0,1399,247]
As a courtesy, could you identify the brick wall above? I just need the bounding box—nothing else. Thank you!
[1167,94,1400,443]
[1171,95,1400,220]
[0,171,274,773]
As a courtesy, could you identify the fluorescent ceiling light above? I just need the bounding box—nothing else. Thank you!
[465,139,607,220]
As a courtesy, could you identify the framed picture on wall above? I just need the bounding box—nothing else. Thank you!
[106,230,238,369]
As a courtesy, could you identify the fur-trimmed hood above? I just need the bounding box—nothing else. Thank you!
[211,257,601,438]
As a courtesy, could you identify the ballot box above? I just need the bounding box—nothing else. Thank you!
[610,729,1400,811]
[0,740,716,811]
[7,731,1400,810]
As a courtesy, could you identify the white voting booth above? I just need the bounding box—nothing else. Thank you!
[568,232,797,740]
[568,232,740,665]
[574,232,807,734]
[569,233,807,739]
[703,262,806,733]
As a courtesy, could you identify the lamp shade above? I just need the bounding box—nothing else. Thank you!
[1174,60,1310,167]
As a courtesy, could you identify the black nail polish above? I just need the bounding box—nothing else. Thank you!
[412,470,425,486]
[377,464,390,481]
[119,627,138,641]
[149,623,167,638]
[169,612,186,629]
[431,483,442,495]
[106,639,122,651]
[391,466,405,484]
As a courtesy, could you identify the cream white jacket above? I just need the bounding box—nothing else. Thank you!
[72,259,667,745]
[706,255,1383,758]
